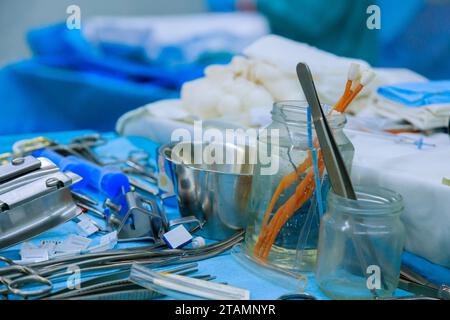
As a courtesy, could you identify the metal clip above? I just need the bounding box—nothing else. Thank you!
[0,156,82,250]
[113,191,168,242]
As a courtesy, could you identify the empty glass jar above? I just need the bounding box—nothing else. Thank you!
[316,186,406,299]
[244,100,354,271]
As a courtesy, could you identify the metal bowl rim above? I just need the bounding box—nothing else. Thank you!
[158,142,255,176]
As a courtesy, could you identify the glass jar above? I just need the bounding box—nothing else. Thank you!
[244,100,354,271]
[316,186,406,300]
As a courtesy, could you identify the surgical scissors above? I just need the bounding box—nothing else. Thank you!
[101,151,157,182]
[0,134,107,165]
[0,230,244,298]
[0,137,54,164]
[0,256,53,297]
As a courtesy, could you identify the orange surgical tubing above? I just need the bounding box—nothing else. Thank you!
[334,79,352,111]
[337,84,363,113]
[253,66,375,261]
[257,156,324,259]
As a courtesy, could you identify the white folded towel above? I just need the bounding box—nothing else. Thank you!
[349,130,450,267]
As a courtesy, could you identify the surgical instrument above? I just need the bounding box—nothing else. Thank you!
[0,230,244,298]
[34,148,164,241]
[169,216,203,229]
[113,190,168,242]
[71,191,98,206]
[398,266,450,300]
[60,274,217,300]
[128,176,159,196]
[2,134,106,166]
[121,160,157,183]
[0,137,55,163]
[62,134,108,165]
[76,202,107,219]
[130,263,250,300]
[297,62,387,297]
[13,136,159,198]
[296,63,356,199]
[58,275,216,300]
[39,263,205,300]
[0,156,82,250]
[33,148,130,200]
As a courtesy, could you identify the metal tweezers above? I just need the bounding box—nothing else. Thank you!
[296,62,356,199]
[296,63,387,297]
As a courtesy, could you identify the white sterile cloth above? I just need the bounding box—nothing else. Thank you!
[243,35,371,103]
[373,95,450,130]
[117,36,372,137]
[347,130,450,267]
[116,35,428,143]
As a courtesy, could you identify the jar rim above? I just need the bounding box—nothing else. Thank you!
[328,185,404,216]
[272,100,346,129]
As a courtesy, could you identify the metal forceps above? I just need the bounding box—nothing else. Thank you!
[0,134,107,165]
[296,62,356,199]
[0,137,55,164]
[51,134,108,165]
[0,230,244,298]
[0,249,157,298]
[102,150,157,182]
[0,250,180,298]
[296,63,387,297]
[0,256,53,297]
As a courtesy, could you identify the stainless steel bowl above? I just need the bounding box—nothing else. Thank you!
[159,141,254,240]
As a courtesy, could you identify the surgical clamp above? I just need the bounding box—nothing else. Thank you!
[0,230,244,298]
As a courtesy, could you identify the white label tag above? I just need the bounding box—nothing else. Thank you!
[88,231,117,253]
[19,247,49,264]
[56,234,91,253]
[163,225,192,249]
[20,242,38,254]
[76,219,99,237]
[77,214,91,223]
[100,231,118,245]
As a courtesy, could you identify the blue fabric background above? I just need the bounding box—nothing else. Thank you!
[0,130,420,300]
[0,24,218,135]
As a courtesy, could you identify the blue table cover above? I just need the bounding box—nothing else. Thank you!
[0,130,412,300]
